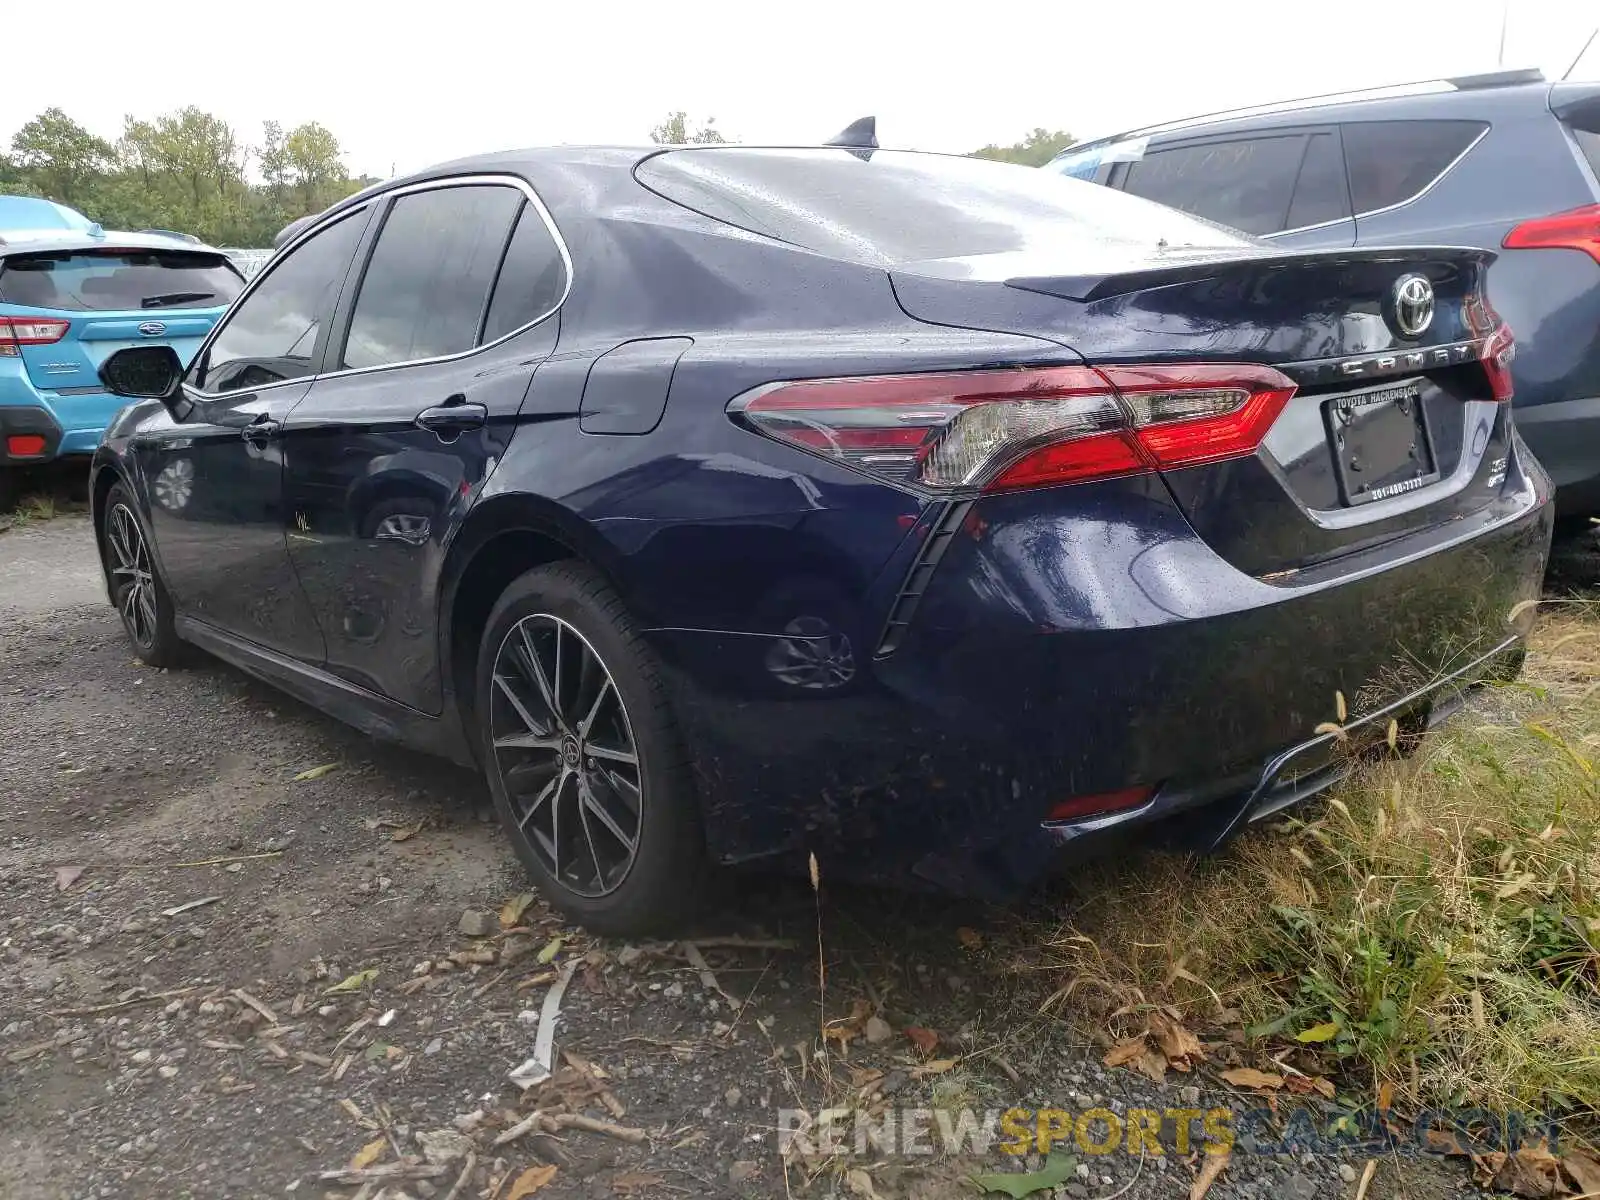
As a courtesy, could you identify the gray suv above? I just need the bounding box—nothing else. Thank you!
[1050,68,1600,515]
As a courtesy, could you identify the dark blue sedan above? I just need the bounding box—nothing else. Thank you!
[89,139,1552,933]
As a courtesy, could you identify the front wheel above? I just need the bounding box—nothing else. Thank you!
[475,562,707,935]
[99,482,186,667]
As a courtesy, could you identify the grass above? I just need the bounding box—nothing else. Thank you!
[1016,600,1600,1134]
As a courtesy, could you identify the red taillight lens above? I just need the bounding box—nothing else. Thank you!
[0,316,70,357]
[1503,203,1600,264]
[6,434,47,457]
[1481,324,1515,403]
[732,363,1297,492]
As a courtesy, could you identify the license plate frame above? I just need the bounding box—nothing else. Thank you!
[1323,378,1439,507]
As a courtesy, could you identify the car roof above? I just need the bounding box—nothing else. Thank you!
[1057,68,1556,155]
[0,194,95,234]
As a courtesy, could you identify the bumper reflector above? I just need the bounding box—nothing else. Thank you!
[6,434,48,457]
[1046,785,1154,823]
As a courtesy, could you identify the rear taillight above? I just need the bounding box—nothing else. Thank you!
[730,363,1297,492]
[1481,325,1516,403]
[0,316,70,357]
[1503,204,1600,264]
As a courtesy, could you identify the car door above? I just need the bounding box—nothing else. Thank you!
[279,178,568,713]
[133,206,372,661]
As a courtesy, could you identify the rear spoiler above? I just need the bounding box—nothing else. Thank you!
[1549,81,1600,126]
[1005,244,1496,303]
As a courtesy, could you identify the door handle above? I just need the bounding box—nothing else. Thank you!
[241,416,280,444]
[415,400,487,436]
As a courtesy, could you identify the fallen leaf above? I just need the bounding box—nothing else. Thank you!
[349,1136,387,1170]
[536,937,564,965]
[53,866,84,891]
[325,968,379,994]
[956,926,983,950]
[500,893,535,928]
[1219,1067,1285,1091]
[1562,1148,1600,1196]
[506,1163,559,1198]
[845,1167,883,1199]
[1151,1012,1205,1068]
[904,1026,940,1056]
[911,1058,957,1077]
[1103,1037,1148,1068]
[1284,1075,1336,1100]
[1190,1147,1231,1200]
[293,763,339,782]
[971,1150,1076,1198]
[1376,1080,1394,1111]
[1295,1021,1341,1043]
[610,1172,664,1194]
[823,998,874,1049]
[1473,1143,1565,1198]
[389,820,424,843]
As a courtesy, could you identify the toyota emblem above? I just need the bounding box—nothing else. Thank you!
[1389,275,1434,339]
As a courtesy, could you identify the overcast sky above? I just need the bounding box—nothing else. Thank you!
[5,0,1597,179]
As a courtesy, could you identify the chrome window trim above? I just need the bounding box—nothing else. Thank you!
[183,173,572,400]
[1261,123,1490,240]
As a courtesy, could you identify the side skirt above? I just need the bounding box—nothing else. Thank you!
[175,616,478,768]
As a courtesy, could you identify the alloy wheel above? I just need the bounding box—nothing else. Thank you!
[488,614,642,898]
[106,503,158,649]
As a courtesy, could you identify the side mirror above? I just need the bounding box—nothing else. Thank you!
[100,345,185,402]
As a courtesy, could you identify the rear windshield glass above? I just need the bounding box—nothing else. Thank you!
[635,147,1246,267]
[0,249,245,312]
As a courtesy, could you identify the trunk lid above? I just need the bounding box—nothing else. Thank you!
[891,245,1512,577]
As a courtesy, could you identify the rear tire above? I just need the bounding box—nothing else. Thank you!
[475,562,707,935]
[99,482,186,667]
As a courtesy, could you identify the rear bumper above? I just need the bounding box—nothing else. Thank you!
[0,391,124,463]
[648,467,1553,898]
[0,404,64,465]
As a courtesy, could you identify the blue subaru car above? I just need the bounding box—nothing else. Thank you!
[0,196,243,504]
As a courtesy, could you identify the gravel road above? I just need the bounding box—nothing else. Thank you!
[0,513,1504,1199]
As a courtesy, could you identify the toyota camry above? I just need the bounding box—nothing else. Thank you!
[89,131,1552,933]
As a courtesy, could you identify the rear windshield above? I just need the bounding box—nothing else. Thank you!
[0,249,245,312]
[635,147,1246,267]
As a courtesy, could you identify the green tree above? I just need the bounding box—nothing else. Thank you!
[9,107,115,206]
[649,111,727,144]
[283,121,346,213]
[968,127,1076,167]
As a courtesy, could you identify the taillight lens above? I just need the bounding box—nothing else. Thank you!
[0,316,70,357]
[1503,203,1600,264]
[1481,324,1515,403]
[731,363,1297,492]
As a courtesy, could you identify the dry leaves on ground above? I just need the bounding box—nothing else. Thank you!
[505,1163,559,1198]
[1190,1148,1230,1200]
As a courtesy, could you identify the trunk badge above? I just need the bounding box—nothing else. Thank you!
[1388,275,1434,338]
[138,321,167,336]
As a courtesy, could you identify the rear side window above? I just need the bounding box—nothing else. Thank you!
[636,147,1245,267]
[1341,121,1485,213]
[342,184,523,371]
[1285,133,1352,229]
[0,249,244,312]
[1120,135,1308,234]
[1575,128,1600,178]
[481,202,568,343]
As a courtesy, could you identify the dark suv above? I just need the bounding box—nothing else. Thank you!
[1049,68,1600,514]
